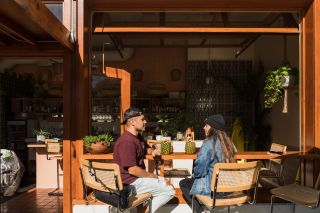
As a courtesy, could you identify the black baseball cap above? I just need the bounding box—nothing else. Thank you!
[121,107,144,125]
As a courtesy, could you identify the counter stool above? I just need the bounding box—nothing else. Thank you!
[45,139,63,196]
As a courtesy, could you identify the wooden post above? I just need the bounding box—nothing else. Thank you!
[314,0,320,149]
[62,52,73,213]
[63,0,90,212]
[301,2,318,151]
[105,67,131,134]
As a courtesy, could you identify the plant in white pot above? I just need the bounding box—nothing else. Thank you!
[264,65,294,113]
[33,129,51,144]
[83,134,114,154]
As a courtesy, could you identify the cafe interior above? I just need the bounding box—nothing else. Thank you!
[0,1,319,213]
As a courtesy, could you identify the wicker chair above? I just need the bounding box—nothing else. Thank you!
[270,171,320,213]
[79,159,152,213]
[192,161,260,213]
[45,139,63,196]
[259,143,287,188]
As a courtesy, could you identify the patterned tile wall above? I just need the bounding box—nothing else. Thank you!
[187,61,253,139]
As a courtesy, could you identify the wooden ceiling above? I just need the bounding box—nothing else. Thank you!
[0,0,72,50]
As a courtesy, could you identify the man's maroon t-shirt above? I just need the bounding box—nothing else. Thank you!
[113,131,146,185]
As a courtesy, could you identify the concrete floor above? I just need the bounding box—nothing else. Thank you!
[74,203,320,213]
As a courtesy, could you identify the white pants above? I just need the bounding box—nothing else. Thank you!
[130,177,175,213]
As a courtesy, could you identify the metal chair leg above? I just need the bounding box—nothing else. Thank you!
[227,206,230,213]
[292,203,295,213]
[191,195,195,213]
[149,198,152,213]
[270,195,275,213]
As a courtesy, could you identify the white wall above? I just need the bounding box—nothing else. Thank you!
[188,35,300,149]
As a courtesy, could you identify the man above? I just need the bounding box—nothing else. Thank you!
[113,107,175,213]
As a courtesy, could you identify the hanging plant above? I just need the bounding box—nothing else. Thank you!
[264,65,292,109]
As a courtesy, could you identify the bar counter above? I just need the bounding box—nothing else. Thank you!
[27,143,63,189]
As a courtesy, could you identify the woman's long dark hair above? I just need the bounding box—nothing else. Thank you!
[207,128,235,163]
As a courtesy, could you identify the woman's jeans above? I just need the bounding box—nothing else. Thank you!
[131,177,175,213]
[179,178,203,213]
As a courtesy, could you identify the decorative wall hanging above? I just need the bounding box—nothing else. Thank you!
[170,69,181,81]
[132,69,143,81]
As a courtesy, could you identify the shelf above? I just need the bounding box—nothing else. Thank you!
[92,121,119,124]
[92,113,119,115]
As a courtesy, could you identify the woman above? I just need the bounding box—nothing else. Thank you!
[179,114,236,213]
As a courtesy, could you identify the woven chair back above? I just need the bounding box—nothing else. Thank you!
[79,159,123,193]
[269,143,287,164]
[45,139,62,160]
[211,161,260,192]
[46,142,61,153]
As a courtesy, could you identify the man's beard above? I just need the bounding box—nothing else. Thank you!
[137,126,145,132]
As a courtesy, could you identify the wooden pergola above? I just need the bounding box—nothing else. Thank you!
[1,0,320,212]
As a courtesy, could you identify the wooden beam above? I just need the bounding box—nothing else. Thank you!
[105,67,131,134]
[95,27,299,34]
[93,21,282,28]
[239,37,253,47]
[62,52,73,213]
[235,35,259,58]
[263,13,282,26]
[0,43,66,57]
[64,0,89,212]
[108,34,124,58]
[301,3,315,152]
[235,13,286,57]
[13,0,73,50]
[108,33,253,39]
[315,0,320,149]
[0,15,36,45]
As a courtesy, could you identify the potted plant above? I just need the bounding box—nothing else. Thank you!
[264,65,293,111]
[33,129,51,144]
[83,134,114,154]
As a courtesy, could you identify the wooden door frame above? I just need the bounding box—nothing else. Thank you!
[104,66,131,134]
[67,1,320,212]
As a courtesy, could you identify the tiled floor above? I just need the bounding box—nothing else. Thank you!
[0,188,63,213]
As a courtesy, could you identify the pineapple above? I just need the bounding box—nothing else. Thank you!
[161,140,172,155]
[185,139,196,154]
